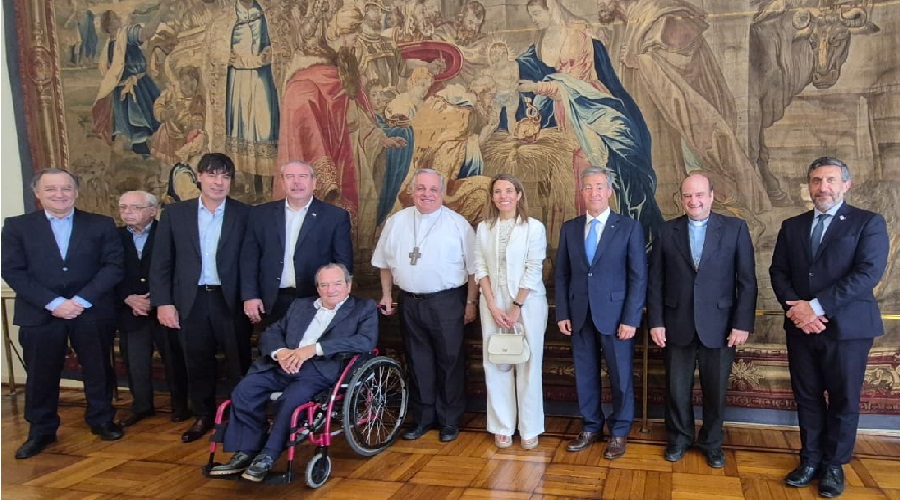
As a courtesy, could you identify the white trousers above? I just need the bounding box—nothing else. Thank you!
[479,291,547,439]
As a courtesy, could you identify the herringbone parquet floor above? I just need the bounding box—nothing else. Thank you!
[3,390,899,499]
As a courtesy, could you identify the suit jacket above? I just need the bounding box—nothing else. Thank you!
[1,209,124,327]
[115,223,157,331]
[149,197,250,317]
[473,217,547,298]
[252,295,379,382]
[769,203,889,340]
[647,213,757,348]
[240,198,353,309]
[554,212,647,335]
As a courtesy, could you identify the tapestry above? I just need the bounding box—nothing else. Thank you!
[9,0,899,414]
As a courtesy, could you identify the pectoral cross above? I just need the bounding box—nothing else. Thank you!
[409,246,422,265]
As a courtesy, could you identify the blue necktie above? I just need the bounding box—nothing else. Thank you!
[585,218,599,264]
[810,213,831,258]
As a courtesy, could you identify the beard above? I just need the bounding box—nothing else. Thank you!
[455,23,482,46]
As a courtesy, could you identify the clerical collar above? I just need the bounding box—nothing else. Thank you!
[416,207,442,220]
[314,297,348,312]
[689,218,708,227]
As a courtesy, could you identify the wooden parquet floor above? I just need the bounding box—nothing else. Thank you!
[3,391,900,499]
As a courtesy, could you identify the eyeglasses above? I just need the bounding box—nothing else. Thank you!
[118,204,153,212]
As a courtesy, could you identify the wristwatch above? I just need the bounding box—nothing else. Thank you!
[512,300,524,308]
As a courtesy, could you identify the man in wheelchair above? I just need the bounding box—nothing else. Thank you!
[209,263,378,482]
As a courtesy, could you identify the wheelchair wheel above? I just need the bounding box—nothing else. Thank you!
[342,356,408,457]
[305,451,331,489]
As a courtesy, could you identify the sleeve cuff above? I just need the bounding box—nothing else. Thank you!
[73,296,93,308]
[315,343,324,357]
[809,299,825,316]
[45,297,65,312]
[272,348,283,361]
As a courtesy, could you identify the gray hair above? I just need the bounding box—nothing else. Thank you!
[807,156,851,182]
[315,263,353,285]
[410,168,446,193]
[579,166,612,186]
[31,168,80,190]
[120,190,158,207]
[280,161,317,178]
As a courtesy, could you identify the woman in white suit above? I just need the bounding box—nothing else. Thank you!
[474,173,549,449]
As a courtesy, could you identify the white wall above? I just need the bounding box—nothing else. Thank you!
[2,4,29,386]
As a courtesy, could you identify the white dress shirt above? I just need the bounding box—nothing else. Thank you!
[584,207,611,243]
[280,197,313,288]
[371,206,476,294]
[272,297,347,360]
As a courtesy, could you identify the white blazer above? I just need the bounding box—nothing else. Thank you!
[474,216,547,299]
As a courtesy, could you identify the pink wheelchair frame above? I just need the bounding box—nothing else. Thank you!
[202,352,408,488]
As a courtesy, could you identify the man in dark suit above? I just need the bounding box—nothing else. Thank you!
[647,173,757,469]
[2,168,125,459]
[150,153,251,443]
[555,166,647,459]
[770,157,889,498]
[241,161,353,326]
[114,190,190,427]
[208,263,378,482]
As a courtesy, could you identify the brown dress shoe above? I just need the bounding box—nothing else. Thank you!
[566,431,599,452]
[604,436,627,459]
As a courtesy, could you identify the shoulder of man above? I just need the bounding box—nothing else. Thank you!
[311,198,349,217]
[74,208,116,225]
[345,295,377,314]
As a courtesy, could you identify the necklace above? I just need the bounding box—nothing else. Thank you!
[409,207,442,265]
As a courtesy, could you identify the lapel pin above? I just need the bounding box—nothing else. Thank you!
[839,215,845,221]
[312,213,317,217]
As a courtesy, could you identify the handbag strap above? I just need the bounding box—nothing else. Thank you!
[503,324,525,336]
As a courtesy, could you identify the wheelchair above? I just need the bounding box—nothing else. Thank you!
[202,352,408,488]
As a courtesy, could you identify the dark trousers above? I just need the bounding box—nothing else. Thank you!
[571,314,635,437]
[262,289,298,328]
[786,332,872,466]
[223,363,332,458]
[399,286,467,428]
[19,318,117,438]
[664,334,735,450]
[180,287,251,418]
[119,317,189,415]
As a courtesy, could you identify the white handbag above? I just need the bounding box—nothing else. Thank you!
[487,324,530,365]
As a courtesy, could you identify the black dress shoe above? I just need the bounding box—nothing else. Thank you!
[784,463,820,487]
[402,424,432,440]
[241,454,275,482]
[819,465,845,498]
[91,421,125,441]
[119,410,155,427]
[706,448,726,468]
[439,426,459,442]
[664,444,687,462]
[181,417,214,443]
[567,431,600,452]
[209,451,255,476]
[15,435,57,459]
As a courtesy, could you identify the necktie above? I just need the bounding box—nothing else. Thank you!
[810,213,831,258]
[585,218,599,264]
